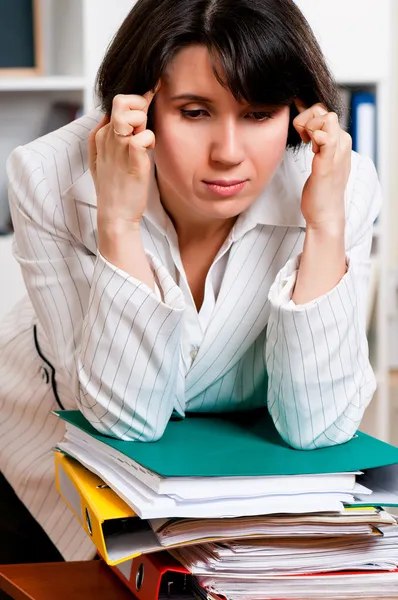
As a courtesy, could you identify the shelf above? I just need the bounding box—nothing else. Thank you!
[0,76,86,92]
[337,78,380,88]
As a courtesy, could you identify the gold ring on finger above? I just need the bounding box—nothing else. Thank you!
[113,128,133,137]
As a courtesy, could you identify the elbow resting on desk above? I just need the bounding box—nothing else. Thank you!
[268,369,377,451]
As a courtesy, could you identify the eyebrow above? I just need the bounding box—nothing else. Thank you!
[169,94,281,110]
[170,94,214,103]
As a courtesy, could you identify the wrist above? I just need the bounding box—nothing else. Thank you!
[294,221,346,305]
[98,217,143,259]
[97,217,154,289]
[98,216,142,237]
[303,221,345,261]
[305,218,345,239]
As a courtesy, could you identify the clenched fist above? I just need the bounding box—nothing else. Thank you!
[88,90,158,227]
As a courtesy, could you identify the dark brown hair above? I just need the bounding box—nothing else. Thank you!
[96,0,343,149]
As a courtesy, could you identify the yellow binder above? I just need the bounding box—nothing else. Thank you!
[54,451,161,565]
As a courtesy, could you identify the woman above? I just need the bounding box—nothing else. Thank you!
[0,0,380,564]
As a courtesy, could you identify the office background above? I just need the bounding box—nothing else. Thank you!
[0,0,397,443]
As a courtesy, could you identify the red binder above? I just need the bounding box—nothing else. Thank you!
[109,552,398,599]
[109,551,191,599]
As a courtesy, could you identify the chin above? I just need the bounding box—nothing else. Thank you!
[196,198,250,220]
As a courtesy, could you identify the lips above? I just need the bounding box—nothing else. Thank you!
[203,180,248,197]
[203,179,247,186]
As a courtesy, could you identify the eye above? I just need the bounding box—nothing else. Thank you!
[180,109,209,119]
[245,111,275,121]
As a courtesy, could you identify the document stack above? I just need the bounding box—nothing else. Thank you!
[54,409,398,599]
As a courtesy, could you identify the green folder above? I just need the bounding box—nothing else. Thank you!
[54,408,398,479]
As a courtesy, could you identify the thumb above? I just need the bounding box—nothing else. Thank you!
[88,114,109,174]
[142,81,161,116]
[134,83,161,135]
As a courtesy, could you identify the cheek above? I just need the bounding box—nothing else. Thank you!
[154,118,200,179]
[251,115,290,171]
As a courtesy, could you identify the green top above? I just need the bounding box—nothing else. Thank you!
[55,409,398,478]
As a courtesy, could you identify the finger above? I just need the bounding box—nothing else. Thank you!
[312,127,350,161]
[129,129,156,151]
[340,130,353,153]
[135,82,161,134]
[143,80,162,111]
[112,86,161,113]
[306,112,339,135]
[293,97,308,114]
[294,100,328,121]
[307,117,326,154]
[112,93,149,113]
[112,109,149,138]
[293,100,328,143]
[306,113,340,155]
[295,112,340,152]
[127,130,156,172]
[111,86,161,135]
[309,129,336,158]
[111,94,147,137]
[88,114,109,174]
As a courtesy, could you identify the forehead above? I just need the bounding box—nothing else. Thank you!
[163,45,226,94]
[160,44,290,111]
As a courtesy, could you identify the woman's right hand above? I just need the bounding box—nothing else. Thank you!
[88,91,157,228]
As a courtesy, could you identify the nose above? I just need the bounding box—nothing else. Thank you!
[210,119,245,167]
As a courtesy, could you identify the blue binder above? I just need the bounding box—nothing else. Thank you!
[351,91,377,164]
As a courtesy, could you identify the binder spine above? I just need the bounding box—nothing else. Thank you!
[111,552,190,600]
[351,91,376,164]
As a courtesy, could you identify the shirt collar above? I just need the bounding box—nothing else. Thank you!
[232,145,311,239]
[62,143,311,237]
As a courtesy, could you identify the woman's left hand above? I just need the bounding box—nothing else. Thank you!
[292,99,352,232]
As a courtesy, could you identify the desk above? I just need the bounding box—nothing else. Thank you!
[0,560,133,600]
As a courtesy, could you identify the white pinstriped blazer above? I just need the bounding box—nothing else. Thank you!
[0,108,381,560]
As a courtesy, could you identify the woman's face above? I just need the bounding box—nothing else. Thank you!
[153,45,290,223]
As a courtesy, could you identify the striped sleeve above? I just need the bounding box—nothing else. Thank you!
[266,156,381,450]
[7,145,185,442]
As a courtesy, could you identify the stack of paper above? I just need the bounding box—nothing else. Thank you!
[55,409,398,518]
[200,571,398,599]
[150,509,397,546]
[53,409,398,599]
[171,533,398,576]
[58,430,364,517]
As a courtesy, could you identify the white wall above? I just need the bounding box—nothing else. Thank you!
[295,0,392,82]
[389,1,398,266]
[82,0,136,109]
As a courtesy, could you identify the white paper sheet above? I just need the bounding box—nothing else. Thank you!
[57,441,353,519]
